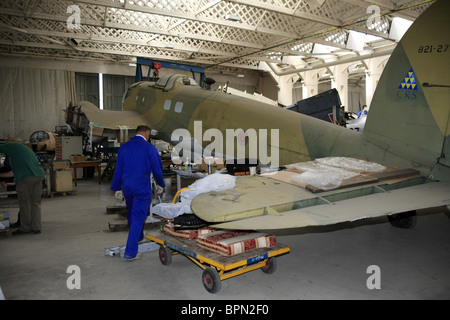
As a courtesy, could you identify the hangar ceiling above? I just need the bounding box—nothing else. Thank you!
[0,0,434,73]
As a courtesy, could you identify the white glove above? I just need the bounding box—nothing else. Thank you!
[156,185,164,195]
[114,190,123,200]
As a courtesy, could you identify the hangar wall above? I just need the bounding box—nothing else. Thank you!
[0,66,75,141]
[0,55,136,141]
[0,54,374,141]
[0,56,274,141]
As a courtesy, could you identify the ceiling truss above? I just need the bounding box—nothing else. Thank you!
[0,0,434,73]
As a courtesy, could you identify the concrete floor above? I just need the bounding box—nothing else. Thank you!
[1,176,449,300]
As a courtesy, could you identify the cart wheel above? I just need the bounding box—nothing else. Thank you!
[261,257,277,274]
[202,267,221,294]
[159,245,172,266]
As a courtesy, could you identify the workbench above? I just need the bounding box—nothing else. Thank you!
[71,160,102,186]
[172,169,206,191]
[145,229,290,293]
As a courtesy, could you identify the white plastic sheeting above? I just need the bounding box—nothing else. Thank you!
[152,173,237,219]
[287,157,386,191]
[315,157,386,172]
[291,166,360,191]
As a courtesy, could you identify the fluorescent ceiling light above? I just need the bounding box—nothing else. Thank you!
[389,17,413,41]
[225,14,240,22]
[346,30,365,51]
[98,73,103,110]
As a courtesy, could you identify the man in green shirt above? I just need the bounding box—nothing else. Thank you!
[0,142,45,235]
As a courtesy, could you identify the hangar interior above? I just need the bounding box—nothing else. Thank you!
[0,0,449,300]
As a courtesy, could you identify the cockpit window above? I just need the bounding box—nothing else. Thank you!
[154,74,172,89]
[176,77,197,86]
[155,74,198,91]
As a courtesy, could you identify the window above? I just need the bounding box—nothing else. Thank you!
[102,74,134,111]
[76,73,99,106]
[75,72,134,110]
[174,101,183,113]
[164,99,171,110]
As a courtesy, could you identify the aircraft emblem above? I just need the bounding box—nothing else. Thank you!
[398,67,418,90]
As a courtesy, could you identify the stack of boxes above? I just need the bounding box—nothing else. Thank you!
[69,155,85,162]
[53,136,82,193]
[55,136,82,160]
[50,160,73,192]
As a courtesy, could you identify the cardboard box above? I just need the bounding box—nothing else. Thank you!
[52,160,70,170]
[198,158,225,173]
[70,155,85,162]
[55,136,83,160]
[50,170,73,192]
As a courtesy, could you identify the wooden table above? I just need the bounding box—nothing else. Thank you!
[71,160,102,186]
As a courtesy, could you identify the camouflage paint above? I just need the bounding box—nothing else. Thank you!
[364,0,450,176]
[71,0,450,229]
[123,75,311,165]
[121,1,449,182]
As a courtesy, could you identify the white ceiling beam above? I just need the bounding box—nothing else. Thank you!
[0,7,268,50]
[0,0,426,71]
[0,6,340,59]
[227,0,341,26]
[340,0,422,20]
[227,0,397,47]
[73,0,269,35]
[0,38,250,67]
[71,0,354,45]
[0,26,242,58]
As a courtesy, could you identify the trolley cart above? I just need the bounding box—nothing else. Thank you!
[145,230,290,294]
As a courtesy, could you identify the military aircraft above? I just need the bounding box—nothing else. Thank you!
[67,0,450,231]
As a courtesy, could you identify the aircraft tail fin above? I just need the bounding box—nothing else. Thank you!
[66,101,149,134]
[364,0,450,170]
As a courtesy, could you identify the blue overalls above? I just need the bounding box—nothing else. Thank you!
[111,135,165,259]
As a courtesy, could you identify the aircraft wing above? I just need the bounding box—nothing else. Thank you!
[207,181,450,230]
[191,162,450,230]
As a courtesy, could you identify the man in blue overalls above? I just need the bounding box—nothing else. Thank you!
[111,125,165,261]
